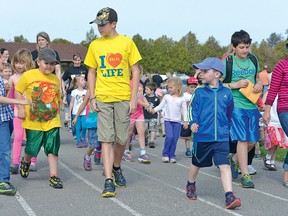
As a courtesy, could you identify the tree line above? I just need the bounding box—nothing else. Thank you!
[1,28,287,76]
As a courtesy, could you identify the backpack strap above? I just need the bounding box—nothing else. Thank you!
[247,53,258,82]
[223,55,233,83]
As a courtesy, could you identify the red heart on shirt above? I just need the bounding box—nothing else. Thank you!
[106,53,122,68]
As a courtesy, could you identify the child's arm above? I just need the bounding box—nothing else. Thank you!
[151,95,167,114]
[68,96,75,118]
[14,90,30,119]
[72,92,90,126]
[0,96,31,106]
[87,68,100,112]
[130,64,140,115]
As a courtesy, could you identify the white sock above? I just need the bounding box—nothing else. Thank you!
[140,148,146,156]
[85,155,91,160]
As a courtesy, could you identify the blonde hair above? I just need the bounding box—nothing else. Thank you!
[167,77,183,96]
[3,63,13,72]
[11,48,35,72]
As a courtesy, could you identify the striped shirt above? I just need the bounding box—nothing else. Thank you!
[0,77,14,122]
[265,58,288,114]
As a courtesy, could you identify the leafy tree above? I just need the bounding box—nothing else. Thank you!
[14,35,29,43]
[199,36,225,60]
[81,27,98,47]
[52,38,73,44]
[0,38,5,42]
[267,33,283,49]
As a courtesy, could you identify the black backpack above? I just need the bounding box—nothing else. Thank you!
[223,53,258,83]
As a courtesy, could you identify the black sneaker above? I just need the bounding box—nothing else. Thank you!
[49,176,63,189]
[102,179,116,198]
[112,168,126,188]
[186,181,197,200]
[225,193,241,209]
[149,142,155,148]
[20,157,31,178]
[0,182,17,196]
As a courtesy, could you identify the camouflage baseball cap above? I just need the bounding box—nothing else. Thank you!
[89,7,118,25]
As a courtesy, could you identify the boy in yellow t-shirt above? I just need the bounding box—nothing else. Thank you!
[15,48,63,189]
[85,7,142,197]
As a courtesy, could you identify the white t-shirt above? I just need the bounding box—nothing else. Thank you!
[71,89,87,115]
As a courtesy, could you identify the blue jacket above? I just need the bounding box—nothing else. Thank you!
[189,82,234,142]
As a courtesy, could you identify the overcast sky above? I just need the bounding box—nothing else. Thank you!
[2,0,287,46]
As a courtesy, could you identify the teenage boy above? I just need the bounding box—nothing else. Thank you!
[186,57,241,209]
[223,30,262,188]
[15,48,63,189]
[0,58,31,196]
[85,7,142,197]
[143,82,160,148]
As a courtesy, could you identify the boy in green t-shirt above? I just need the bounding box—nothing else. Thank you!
[15,48,63,189]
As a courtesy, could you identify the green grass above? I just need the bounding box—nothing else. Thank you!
[260,146,287,162]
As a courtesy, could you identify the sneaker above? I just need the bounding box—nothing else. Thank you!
[102,179,116,198]
[20,158,30,178]
[138,154,151,164]
[94,152,101,165]
[162,133,166,137]
[82,139,88,147]
[185,150,192,158]
[112,168,126,188]
[228,154,239,179]
[0,182,17,196]
[170,158,176,163]
[240,174,254,188]
[83,154,92,171]
[122,152,134,162]
[149,141,155,148]
[76,141,82,148]
[29,163,37,172]
[162,156,169,163]
[49,176,63,189]
[248,165,257,175]
[186,181,197,200]
[225,193,241,209]
[10,164,19,174]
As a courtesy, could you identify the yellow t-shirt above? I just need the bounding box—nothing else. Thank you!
[15,69,62,131]
[84,34,142,102]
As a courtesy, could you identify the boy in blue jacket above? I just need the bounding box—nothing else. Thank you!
[186,58,241,209]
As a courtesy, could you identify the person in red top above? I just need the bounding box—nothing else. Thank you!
[259,65,269,95]
[263,39,288,188]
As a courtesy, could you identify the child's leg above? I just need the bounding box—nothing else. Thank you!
[80,115,87,140]
[0,121,12,182]
[188,164,200,182]
[185,139,191,149]
[169,122,181,159]
[136,121,146,152]
[74,115,81,143]
[12,117,24,165]
[162,121,173,157]
[219,165,233,192]
[102,142,114,178]
[48,154,58,177]
[236,141,255,175]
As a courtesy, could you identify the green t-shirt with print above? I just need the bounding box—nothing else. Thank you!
[223,54,260,109]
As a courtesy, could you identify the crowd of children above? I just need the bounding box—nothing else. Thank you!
[1,9,288,212]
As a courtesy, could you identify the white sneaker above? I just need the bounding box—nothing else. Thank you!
[248,165,257,175]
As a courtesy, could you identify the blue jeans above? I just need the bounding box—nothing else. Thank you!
[162,121,181,159]
[278,112,288,171]
[73,115,87,143]
[0,121,12,182]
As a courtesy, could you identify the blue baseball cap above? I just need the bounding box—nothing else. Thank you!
[192,57,225,76]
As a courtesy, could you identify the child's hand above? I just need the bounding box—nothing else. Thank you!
[72,118,77,126]
[183,122,188,130]
[21,99,32,106]
[190,123,199,133]
[60,102,65,111]
[90,98,100,112]
[150,108,156,114]
[17,108,26,119]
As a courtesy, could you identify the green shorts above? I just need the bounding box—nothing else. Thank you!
[25,128,61,157]
[96,100,130,145]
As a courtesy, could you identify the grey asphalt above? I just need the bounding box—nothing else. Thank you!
[1,113,288,216]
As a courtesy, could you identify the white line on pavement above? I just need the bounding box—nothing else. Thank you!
[15,192,37,216]
[148,152,288,202]
[59,160,143,216]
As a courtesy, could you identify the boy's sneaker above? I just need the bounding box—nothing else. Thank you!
[170,158,176,163]
[138,154,151,164]
[102,179,116,198]
[29,163,37,172]
[83,154,92,171]
[81,139,88,147]
[112,168,126,188]
[20,158,31,178]
[49,176,63,189]
[248,165,257,175]
[94,152,101,165]
[228,154,239,179]
[225,193,241,209]
[240,174,254,188]
[10,164,19,174]
[0,182,17,196]
[76,141,82,148]
[149,142,155,148]
[186,181,197,200]
[185,150,192,158]
[162,156,169,163]
[123,152,134,162]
